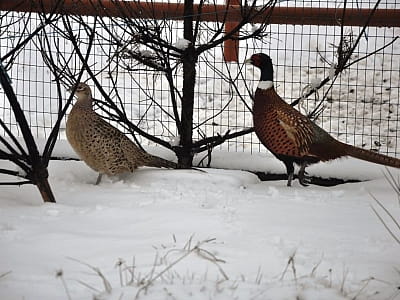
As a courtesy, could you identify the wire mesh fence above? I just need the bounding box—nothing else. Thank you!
[0,0,399,160]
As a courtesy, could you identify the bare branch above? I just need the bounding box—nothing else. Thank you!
[290,0,383,108]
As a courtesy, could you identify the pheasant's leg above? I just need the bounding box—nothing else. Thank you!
[287,173,294,187]
[95,173,103,185]
[283,161,295,187]
[298,162,310,186]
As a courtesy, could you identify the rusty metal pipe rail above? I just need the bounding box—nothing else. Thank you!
[1,0,399,61]
[1,0,399,27]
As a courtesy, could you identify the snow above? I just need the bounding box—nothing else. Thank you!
[139,50,154,58]
[173,38,191,50]
[329,64,337,81]
[0,141,399,299]
[309,78,322,90]
[169,135,180,147]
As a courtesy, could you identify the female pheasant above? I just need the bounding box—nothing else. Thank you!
[66,83,177,184]
[246,53,400,186]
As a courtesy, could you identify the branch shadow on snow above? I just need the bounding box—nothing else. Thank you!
[253,171,362,187]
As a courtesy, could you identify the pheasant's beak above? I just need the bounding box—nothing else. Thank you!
[244,58,253,64]
[68,84,81,93]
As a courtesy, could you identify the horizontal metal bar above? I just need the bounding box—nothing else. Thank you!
[269,6,400,27]
[1,0,399,27]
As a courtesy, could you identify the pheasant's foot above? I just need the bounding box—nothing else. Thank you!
[298,164,310,186]
[298,174,311,186]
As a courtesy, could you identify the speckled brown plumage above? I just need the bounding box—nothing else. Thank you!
[247,53,400,186]
[66,83,177,183]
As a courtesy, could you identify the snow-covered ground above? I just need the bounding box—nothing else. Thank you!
[0,142,399,300]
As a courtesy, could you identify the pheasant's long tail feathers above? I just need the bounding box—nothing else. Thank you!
[146,155,178,169]
[344,144,400,168]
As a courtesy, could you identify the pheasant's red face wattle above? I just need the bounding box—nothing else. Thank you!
[250,54,263,67]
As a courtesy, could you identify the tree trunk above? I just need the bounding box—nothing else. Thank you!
[178,0,196,168]
[31,165,56,203]
[36,177,56,203]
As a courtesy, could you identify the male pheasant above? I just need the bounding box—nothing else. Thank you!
[66,82,177,184]
[246,53,400,186]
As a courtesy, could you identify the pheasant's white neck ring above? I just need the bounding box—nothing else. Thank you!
[257,80,273,90]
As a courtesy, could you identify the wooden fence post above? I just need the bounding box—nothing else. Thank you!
[223,0,240,62]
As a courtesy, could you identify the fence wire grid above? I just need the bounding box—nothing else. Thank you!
[0,0,399,159]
